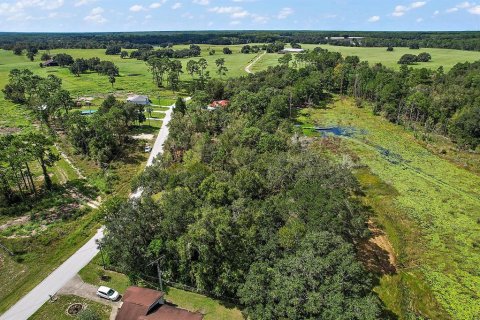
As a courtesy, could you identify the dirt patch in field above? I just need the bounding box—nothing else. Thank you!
[358,220,397,275]
[132,133,154,141]
[0,216,30,231]
[0,127,21,135]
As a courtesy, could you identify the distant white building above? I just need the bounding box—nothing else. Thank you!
[280,48,305,54]
[127,95,151,105]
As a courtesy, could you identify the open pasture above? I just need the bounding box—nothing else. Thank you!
[298,98,480,319]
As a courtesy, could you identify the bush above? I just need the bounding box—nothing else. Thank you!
[78,308,101,320]
[417,52,432,62]
[398,54,417,65]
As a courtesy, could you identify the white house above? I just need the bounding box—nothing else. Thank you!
[280,48,305,54]
[127,95,151,106]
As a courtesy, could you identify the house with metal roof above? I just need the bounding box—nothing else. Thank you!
[127,95,151,106]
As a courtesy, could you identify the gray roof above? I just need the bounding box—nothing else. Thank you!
[127,95,149,102]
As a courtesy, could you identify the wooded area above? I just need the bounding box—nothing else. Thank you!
[1,31,480,51]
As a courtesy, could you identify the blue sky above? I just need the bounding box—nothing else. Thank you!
[0,0,479,32]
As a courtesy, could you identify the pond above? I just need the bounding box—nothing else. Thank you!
[314,126,361,137]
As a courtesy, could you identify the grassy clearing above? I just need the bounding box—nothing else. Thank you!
[0,210,101,314]
[297,98,480,319]
[252,45,480,73]
[79,253,243,320]
[314,45,480,70]
[30,295,111,320]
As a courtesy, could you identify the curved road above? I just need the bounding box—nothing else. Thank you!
[0,102,179,320]
[245,51,266,74]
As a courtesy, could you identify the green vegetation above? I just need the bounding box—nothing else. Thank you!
[0,210,100,313]
[2,32,480,320]
[102,64,384,319]
[30,295,110,320]
[252,45,480,72]
[297,98,480,319]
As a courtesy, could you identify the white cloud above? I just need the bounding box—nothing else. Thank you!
[252,14,268,24]
[368,15,380,22]
[0,0,64,15]
[416,17,424,22]
[445,2,480,15]
[230,20,241,25]
[392,1,426,17]
[192,0,209,5]
[130,4,145,12]
[90,7,103,15]
[208,5,268,24]
[469,5,480,14]
[150,1,167,9]
[410,1,426,9]
[277,7,293,19]
[209,6,250,19]
[433,10,440,15]
[457,2,474,9]
[74,0,96,7]
[84,6,106,23]
[171,2,182,9]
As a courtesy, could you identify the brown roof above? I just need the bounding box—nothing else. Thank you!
[123,287,165,307]
[116,287,165,320]
[139,304,203,320]
[116,287,203,320]
[117,302,150,320]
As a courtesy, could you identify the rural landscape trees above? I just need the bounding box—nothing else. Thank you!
[102,60,385,319]
[2,30,480,320]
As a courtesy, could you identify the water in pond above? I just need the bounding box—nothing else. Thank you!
[314,126,359,137]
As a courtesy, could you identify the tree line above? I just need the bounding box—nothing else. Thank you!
[292,48,480,149]
[128,44,202,61]
[3,31,480,53]
[102,64,385,319]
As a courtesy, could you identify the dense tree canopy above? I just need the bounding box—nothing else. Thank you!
[102,61,383,319]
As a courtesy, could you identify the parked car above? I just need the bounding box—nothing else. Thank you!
[145,145,152,153]
[96,286,120,301]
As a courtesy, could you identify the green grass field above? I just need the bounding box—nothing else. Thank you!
[297,98,480,319]
[30,295,111,320]
[252,44,480,73]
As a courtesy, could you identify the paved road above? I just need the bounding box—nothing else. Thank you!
[0,101,180,320]
[0,228,104,320]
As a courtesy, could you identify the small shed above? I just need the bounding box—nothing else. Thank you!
[42,59,59,67]
[279,48,305,54]
[80,110,97,116]
[127,95,151,106]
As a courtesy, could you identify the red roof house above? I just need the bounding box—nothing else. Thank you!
[207,100,229,110]
[116,287,203,320]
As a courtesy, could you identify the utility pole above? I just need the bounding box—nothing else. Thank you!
[148,256,164,292]
[96,240,106,270]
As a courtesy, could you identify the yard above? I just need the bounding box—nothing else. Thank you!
[30,295,111,320]
[78,254,244,320]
